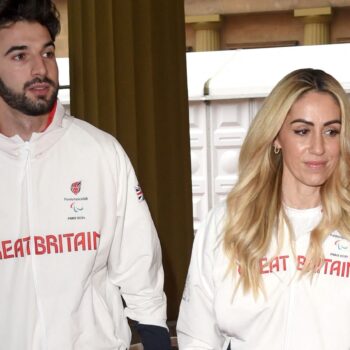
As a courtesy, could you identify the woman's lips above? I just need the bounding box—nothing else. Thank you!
[304,161,327,169]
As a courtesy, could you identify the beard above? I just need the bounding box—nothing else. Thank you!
[0,77,59,116]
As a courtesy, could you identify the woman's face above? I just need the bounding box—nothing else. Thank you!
[275,90,341,193]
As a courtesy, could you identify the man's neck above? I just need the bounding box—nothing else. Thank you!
[0,103,49,141]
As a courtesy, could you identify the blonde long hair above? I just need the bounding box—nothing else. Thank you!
[223,68,350,295]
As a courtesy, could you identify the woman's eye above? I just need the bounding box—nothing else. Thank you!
[294,129,309,136]
[324,129,340,137]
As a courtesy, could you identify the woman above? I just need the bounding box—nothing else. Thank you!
[177,68,350,349]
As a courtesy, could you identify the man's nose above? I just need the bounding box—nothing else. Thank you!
[31,55,48,77]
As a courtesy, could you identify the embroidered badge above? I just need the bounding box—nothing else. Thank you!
[71,181,82,195]
[135,184,144,202]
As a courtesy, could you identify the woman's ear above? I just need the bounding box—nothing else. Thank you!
[273,137,281,149]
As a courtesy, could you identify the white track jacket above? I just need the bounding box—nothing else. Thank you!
[0,101,167,349]
[177,204,350,350]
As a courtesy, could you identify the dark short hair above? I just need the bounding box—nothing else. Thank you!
[0,0,60,40]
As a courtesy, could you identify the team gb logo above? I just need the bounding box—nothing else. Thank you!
[71,181,82,195]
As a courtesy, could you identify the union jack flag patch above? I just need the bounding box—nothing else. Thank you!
[135,184,144,202]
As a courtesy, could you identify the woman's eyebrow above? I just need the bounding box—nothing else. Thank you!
[290,119,313,126]
[324,119,341,126]
[290,118,341,126]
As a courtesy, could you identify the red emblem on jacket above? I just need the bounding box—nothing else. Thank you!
[71,181,81,195]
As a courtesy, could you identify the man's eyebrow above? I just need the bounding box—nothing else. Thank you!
[5,45,27,56]
[4,41,55,56]
[44,41,55,49]
[290,118,341,126]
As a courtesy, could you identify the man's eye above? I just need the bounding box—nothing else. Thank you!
[43,51,55,59]
[294,129,309,136]
[13,53,26,61]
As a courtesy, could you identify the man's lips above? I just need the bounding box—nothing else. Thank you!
[28,82,50,90]
[26,83,52,96]
[24,77,56,92]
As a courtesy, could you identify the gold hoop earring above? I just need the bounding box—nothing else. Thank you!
[273,145,280,154]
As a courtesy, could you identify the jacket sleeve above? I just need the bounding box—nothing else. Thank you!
[107,145,167,330]
[136,323,171,350]
[177,206,226,349]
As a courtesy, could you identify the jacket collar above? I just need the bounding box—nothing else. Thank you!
[0,100,73,158]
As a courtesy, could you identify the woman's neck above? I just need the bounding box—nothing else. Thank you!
[281,183,321,209]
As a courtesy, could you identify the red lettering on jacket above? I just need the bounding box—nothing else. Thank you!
[0,231,101,261]
[63,233,75,252]
[297,255,306,270]
[2,240,14,259]
[46,235,59,254]
[74,232,86,251]
[34,236,46,255]
[14,239,24,258]
[23,236,31,255]
[93,232,100,250]
[260,255,290,274]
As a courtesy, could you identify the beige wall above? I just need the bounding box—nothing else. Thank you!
[52,1,350,54]
[332,7,350,42]
[185,0,350,15]
[222,11,304,49]
[185,24,195,50]
[54,0,69,57]
[185,6,350,50]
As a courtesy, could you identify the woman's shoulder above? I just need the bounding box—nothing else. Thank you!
[195,202,228,255]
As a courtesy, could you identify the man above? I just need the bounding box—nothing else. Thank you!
[0,1,170,349]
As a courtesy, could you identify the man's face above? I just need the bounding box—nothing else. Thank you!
[0,21,59,116]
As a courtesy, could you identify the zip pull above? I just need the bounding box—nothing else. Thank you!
[24,141,30,151]
[22,141,31,162]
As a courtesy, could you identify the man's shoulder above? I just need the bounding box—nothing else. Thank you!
[69,116,124,148]
[62,115,128,163]
[70,117,116,143]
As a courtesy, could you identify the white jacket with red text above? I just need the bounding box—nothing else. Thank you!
[177,204,350,350]
[0,101,167,350]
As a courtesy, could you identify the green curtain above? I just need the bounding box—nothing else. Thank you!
[67,0,193,320]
